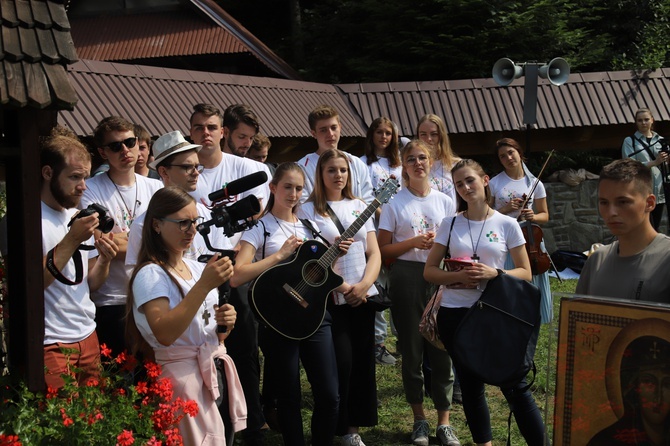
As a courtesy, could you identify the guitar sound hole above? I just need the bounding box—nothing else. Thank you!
[302,260,326,287]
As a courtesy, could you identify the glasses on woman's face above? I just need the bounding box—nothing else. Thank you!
[104,137,138,153]
[166,164,205,175]
[160,216,204,232]
[405,155,429,165]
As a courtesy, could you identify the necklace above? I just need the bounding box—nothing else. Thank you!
[272,213,297,239]
[169,260,191,280]
[107,172,139,223]
[465,207,490,262]
[407,184,431,197]
[168,261,211,325]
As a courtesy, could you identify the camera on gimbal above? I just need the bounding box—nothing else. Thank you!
[195,171,268,258]
[200,194,261,238]
[659,138,670,155]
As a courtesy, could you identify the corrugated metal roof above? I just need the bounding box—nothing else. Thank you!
[0,0,78,109]
[58,59,365,137]
[337,69,670,136]
[69,0,300,80]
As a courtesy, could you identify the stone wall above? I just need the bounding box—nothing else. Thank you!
[543,180,666,254]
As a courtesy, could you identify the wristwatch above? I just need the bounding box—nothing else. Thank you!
[496,268,505,276]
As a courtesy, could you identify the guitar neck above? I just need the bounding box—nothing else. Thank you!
[318,198,382,267]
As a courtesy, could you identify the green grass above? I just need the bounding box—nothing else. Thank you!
[254,278,578,445]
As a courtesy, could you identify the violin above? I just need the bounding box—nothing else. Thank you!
[518,194,551,275]
[516,150,555,276]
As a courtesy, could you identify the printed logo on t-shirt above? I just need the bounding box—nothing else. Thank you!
[486,231,500,243]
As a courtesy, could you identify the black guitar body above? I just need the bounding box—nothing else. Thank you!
[249,239,344,340]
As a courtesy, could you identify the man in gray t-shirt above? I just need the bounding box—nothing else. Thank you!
[576,158,670,303]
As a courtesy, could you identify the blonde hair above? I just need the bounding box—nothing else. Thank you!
[416,114,459,167]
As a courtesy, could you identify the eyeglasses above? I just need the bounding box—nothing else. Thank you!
[160,216,204,232]
[405,155,429,165]
[104,137,138,153]
[166,164,205,175]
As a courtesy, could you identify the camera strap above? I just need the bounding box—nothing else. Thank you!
[46,243,94,286]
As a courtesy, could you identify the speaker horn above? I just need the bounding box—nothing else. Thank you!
[492,58,523,86]
[539,57,570,86]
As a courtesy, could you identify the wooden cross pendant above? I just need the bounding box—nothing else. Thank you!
[202,308,211,325]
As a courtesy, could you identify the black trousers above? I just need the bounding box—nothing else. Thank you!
[221,283,265,444]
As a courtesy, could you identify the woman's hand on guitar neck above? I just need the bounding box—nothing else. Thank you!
[335,237,354,258]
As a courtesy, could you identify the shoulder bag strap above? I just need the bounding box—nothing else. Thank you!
[445,216,457,260]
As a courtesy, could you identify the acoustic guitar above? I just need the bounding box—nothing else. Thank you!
[249,178,399,339]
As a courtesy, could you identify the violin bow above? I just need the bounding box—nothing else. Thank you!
[519,149,555,210]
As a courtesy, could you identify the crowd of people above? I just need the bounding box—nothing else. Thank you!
[40,102,670,446]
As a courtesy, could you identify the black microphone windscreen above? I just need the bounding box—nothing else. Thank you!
[208,171,268,201]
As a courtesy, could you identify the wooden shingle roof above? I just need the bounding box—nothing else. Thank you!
[0,0,78,109]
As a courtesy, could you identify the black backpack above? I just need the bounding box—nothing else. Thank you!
[452,273,541,389]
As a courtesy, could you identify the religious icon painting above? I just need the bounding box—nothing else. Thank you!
[553,294,670,446]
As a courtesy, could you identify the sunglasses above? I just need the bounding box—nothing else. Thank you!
[160,216,204,232]
[104,137,138,153]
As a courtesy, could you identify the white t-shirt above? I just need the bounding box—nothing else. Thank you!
[126,202,233,267]
[429,160,457,202]
[298,199,376,304]
[42,202,97,344]
[132,259,219,350]
[240,213,317,262]
[378,188,456,263]
[297,151,374,204]
[360,155,403,193]
[436,211,525,309]
[489,171,547,220]
[81,173,163,307]
[191,152,270,208]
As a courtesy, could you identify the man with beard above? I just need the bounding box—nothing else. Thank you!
[188,103,270,211]
[188,103,271,446]
[80,116,163,356]
[41,127,118,389]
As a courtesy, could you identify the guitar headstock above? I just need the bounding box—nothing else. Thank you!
[376,177,400,204]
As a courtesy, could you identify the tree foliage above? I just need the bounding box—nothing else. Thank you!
[219,0,670,82]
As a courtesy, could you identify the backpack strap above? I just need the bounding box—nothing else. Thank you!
[631,135,657,160]
[258,219,271,260]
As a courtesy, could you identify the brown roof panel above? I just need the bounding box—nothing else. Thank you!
[69,0,300,80]
[0,0,77,109]
[338,70,670,135]
[59,59,365,137]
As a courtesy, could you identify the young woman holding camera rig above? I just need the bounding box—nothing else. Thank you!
[126,187,241,444]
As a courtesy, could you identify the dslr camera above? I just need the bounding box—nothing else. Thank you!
[70,203,115,233]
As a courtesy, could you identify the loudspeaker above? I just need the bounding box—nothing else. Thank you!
[539,57,570,86]
[492,58,523,86]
